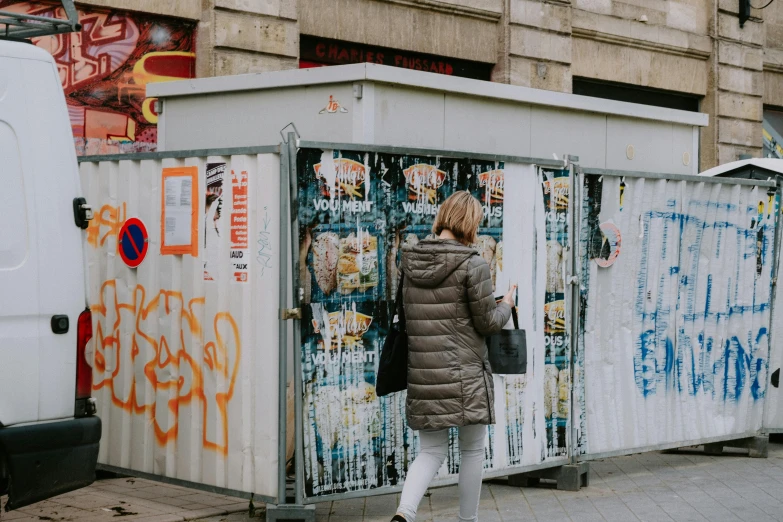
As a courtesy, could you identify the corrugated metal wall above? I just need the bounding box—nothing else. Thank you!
[79,154,280,497]
[77,144,781,499]
[578,174,776,456]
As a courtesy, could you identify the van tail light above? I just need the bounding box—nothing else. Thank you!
[76,309,93,400]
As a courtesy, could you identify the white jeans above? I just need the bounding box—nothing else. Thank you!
[397,424,487,522]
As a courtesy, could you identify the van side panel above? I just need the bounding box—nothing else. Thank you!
[0,55,41,426]
[0,50,86,426]
[23,57,86,421]
[0,41,100,513]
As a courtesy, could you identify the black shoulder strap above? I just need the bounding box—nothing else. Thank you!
[395,272,406,329]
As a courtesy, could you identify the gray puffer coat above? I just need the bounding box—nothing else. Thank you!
[400,238,512,431]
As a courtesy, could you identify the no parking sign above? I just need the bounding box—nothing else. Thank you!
[118,218,149,268]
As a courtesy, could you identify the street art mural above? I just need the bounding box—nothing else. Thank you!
[579,175,776,455]
[0,1,196,155]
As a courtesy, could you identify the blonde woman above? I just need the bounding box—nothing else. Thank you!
[393,191,516,522]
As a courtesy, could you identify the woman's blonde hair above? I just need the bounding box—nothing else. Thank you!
[432,191,483,246]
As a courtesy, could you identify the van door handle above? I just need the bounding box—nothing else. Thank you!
[51,315,69,334]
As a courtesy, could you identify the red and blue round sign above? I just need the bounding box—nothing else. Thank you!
[118,217,149,268]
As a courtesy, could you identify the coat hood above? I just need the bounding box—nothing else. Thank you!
[401,238,477,288]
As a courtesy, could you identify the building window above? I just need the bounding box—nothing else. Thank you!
[763,108,783,159]
[573,78,700,113]
[299,35,493,81]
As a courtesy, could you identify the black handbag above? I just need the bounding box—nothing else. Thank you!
[376,274,408,396]
[487,305,527,374]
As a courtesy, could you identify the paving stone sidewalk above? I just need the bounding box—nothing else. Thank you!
[290,441,783,522]
[3,441,783,522]
[0,476,250,522]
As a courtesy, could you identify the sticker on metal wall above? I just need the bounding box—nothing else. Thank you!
[230,169,250,283]
[619,179,626,211]
[319,95,349,114]
[118,217,149,268]
[593,221,621,268]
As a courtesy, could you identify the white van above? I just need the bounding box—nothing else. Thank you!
[0,37,101,510]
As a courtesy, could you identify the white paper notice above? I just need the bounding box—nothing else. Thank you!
[164,175,193,247]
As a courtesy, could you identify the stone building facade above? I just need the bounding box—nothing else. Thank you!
[69,0,783,169]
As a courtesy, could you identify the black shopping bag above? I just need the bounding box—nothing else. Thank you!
[487,306,527,374]
[377,274,408,396]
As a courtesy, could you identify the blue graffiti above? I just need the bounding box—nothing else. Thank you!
[632,202,771,402]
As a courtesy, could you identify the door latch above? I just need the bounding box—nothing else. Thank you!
[73,197,94,229]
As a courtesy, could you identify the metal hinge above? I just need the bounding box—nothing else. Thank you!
[280,308,301,320]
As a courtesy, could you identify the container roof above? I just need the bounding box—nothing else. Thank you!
[700,158,783,178]
[148,62,709,128]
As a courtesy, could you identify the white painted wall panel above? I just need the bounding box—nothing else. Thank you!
[79,154,280,497]
[162,85,355,151]
[372,85,446,149]
[606,118,688,175]
[159,78,700,175]
[444,95,532,157]
[530,108,607,168]
[579,175,775,455]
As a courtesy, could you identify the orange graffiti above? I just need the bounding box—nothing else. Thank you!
[91,280,241,456]
[87,203,127,247]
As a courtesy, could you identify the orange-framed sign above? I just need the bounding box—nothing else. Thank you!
[161,166,199,256]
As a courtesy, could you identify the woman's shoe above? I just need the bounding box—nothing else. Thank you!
[391,515,406,522]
